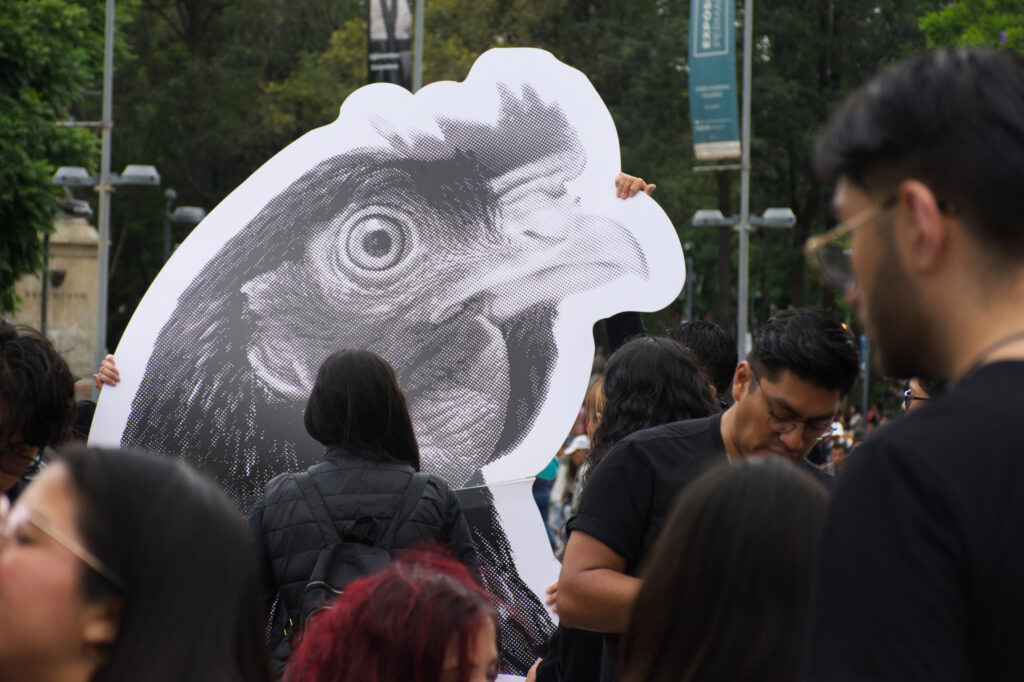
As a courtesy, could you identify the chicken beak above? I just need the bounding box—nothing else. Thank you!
[429,213,650,325]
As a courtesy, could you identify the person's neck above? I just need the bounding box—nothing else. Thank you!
[719,407,739,462]
[945,308,1024,382]
[18,658,97,682]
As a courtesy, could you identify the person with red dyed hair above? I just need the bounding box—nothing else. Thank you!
[286,550,499,682]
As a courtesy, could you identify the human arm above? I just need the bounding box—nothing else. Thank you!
[556,530,640,632]
[557,440,651,631]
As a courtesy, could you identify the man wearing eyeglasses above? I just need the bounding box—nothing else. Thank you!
[556,308,858,682]
[0,322,76,502]
[901,377,947,413]
[802,49,1024,682]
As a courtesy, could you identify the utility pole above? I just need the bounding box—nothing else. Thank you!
[412,0,424,92]
[95,0,116,382]
[736,0,754,360]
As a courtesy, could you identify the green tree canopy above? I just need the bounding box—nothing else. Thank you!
[0,0,107,313]
[921,0,1024,49]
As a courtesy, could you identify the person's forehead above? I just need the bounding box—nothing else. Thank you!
[760,369,841,417]
[831,177,868,217]
[15,463,77,531]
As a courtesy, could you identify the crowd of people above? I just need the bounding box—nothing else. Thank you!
[2,46,1024,682]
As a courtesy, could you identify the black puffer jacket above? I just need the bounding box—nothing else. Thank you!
[252,446,476,622]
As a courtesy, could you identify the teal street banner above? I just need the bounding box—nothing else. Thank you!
[688,0,741,160]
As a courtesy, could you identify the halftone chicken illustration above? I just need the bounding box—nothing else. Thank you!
[94,48,684,675]
[121,79,650,506]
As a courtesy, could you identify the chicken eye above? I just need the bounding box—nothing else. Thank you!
[345,215,408,271]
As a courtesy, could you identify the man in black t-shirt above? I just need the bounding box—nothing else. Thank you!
[557,308,859,682]
[802,49,1024,680]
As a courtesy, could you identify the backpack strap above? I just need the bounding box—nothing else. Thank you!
[293,471,341,545]
[379,472,430,551]
[295,469,429,549]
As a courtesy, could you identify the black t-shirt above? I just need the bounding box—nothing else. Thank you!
[567,412,728,682]
[803,361,1024,681]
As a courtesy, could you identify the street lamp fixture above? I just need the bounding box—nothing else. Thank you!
[56,198,94,218]
[750,208,796,229]
[53,165,161,188]
[692,209,729,227]
[691,206,796,357]
[691,208,795,230]
[163,188,206,262]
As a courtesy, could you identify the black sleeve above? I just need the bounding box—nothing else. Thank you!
[444,488,479,567]
[566,441,653,566]
[247,500,278,618]
[603,312,646,354]
[801,435,968,682]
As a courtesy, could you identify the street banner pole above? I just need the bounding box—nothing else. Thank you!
[367,0,414,89]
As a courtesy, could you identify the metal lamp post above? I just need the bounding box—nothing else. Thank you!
[52,164,160,378]
[691,207,796,358]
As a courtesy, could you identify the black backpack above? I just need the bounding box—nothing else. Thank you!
[286,470,430,633]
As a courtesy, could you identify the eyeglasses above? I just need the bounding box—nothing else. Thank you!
[805,195,958,294]
[0,496,126,591]
[750,366,835,438]
[902,388,930,411]
[0,448,37,478]
[803,196,899,294]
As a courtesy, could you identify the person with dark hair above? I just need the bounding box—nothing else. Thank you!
[901,377,947,413]
[621,457,829,682]
[0,322,76,502]
[666,319,736,405]
[582,336,719,486]
[558,307,858,682]
[287,550,498,682]
[802,48,1024,681]
[535,336,718,682]
[0,445,272,682]
[253,349,476,674]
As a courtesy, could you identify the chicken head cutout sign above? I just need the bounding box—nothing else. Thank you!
[91,48,685,676]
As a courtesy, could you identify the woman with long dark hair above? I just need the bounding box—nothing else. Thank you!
[536,336,719,682]
[287,550,498,682]
[254,349,476,673]
[0,446,272,682]
[620,457,829,682]
[581,336,719,488]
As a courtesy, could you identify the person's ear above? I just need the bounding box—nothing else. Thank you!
[731,362,751,403]
[897,180,949,274]
[708,384,718,398]
[82,599,121,647]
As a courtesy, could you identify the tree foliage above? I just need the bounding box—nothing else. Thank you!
[0,0,106,313]
[921,0,1024,50]
[91,0,944,363]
